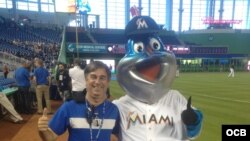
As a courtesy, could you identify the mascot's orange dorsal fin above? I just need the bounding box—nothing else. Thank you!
[138,64,160,81]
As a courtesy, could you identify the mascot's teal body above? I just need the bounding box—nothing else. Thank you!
[113,16,203,141]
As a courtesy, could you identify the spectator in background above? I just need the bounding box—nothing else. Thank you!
[228,65,235,77]
[3,64,9,78]
[14,61,33,114]
[176,64,180,77]
[109,64,113,72]
[34,59,52,114]
[69,58,86,101]
[219,65,223,72]
[55,63,71,101]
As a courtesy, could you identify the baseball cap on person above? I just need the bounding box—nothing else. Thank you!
[125,16,160,38]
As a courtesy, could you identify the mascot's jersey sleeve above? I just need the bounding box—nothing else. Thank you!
[113,90,202,141]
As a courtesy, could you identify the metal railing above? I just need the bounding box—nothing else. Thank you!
[0,51,29,71]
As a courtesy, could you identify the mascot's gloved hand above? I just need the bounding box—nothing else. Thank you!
[181,96,198,125]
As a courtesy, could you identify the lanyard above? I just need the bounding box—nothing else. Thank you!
[86,100,106,141]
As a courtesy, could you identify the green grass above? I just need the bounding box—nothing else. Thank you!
[109,72,250,141]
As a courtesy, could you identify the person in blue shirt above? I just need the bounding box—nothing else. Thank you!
[34,59,52,114]
[14,61,33,114]
[38,61,120,141]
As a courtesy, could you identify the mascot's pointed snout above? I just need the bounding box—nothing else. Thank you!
[135,56,161,82]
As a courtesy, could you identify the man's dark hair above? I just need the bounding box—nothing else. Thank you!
[84,61,111,80]
[58,62,66,68]
[74,58,81,65]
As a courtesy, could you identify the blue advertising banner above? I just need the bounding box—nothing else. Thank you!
[67,43,107,53]
[67,43,126,54]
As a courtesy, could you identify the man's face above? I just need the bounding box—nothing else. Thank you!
[34,61,39,67]
[24,62,31,69]
[86,68,109,100]
[58,64,64,71]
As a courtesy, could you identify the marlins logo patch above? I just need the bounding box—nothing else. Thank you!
[136,18,148,29]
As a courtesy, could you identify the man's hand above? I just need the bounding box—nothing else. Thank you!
[181,97,198,125]
[38,108,49,131]
[37,108,57,141]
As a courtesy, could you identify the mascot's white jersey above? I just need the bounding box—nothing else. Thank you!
[113,90,192,141]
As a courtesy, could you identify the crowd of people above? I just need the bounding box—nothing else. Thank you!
[1,58,86,123]
[0,18,61,69]
[1,15,204,141]
[0,18,62,123]
[0,57,203,140]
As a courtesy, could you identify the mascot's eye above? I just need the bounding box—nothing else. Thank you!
[133,42,144,53]
[149,38,161,51]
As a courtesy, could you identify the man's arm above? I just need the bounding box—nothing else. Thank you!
[38,108,58,141]
[38,128,57,141]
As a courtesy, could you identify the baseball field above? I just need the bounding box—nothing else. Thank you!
[109,72,250,141]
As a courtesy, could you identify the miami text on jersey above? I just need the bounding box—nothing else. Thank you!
[127,111,174,129]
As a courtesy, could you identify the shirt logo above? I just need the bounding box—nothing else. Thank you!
[126,111,174,129]
[136,18,148,29]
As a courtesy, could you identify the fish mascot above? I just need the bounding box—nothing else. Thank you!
[113,16,203,141]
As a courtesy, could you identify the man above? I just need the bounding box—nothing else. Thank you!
[38,61,120,141]
[69,58,86,100]
[228,65,235,77]
[34,59,52,114]
[55,63,71,101]
[14,61,33,114]
[3,64,9,78]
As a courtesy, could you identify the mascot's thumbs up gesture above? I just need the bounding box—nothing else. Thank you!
[113,16,203,141]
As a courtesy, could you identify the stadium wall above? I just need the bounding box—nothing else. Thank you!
[178,29,250,54]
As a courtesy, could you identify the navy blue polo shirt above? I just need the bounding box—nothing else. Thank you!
[34,67,50,85]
